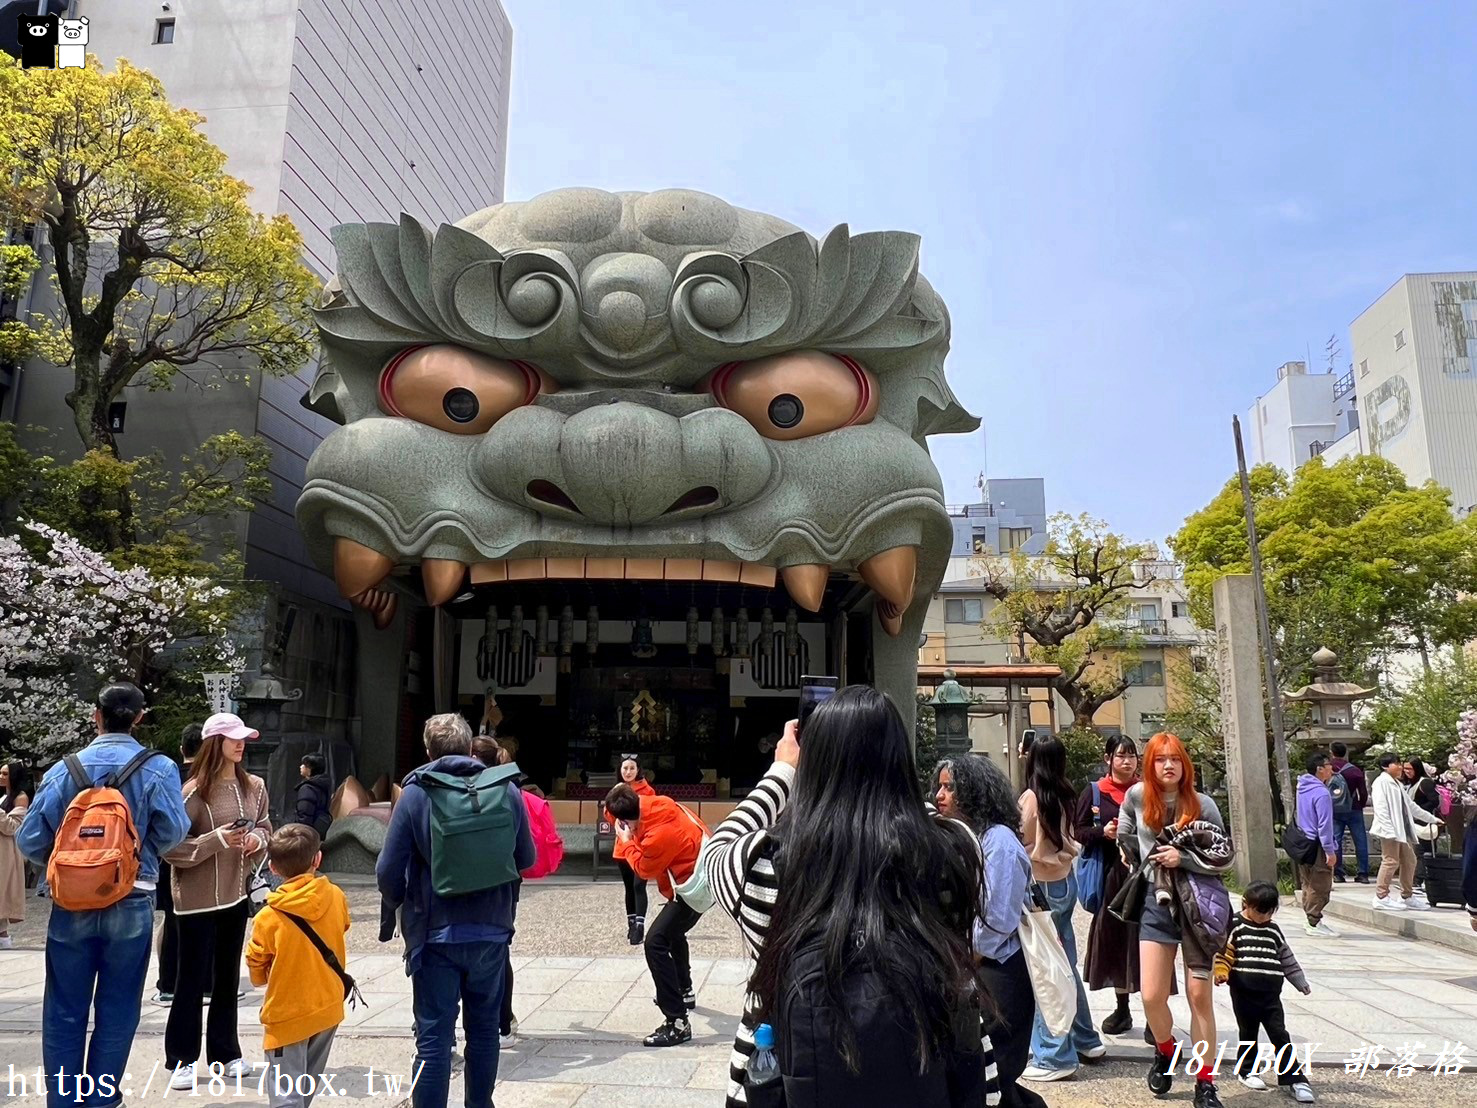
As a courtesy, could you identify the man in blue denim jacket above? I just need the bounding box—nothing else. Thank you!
[18,682,191,1108]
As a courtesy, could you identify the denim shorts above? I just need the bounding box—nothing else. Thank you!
[1140,900,1211,980]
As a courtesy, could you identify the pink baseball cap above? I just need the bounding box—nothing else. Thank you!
[202,712,260,741]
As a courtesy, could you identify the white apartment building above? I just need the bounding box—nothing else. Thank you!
[1351,273,1477,518]
[1246,360,1361,473]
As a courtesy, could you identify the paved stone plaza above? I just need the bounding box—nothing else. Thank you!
[0,878,1474,1104]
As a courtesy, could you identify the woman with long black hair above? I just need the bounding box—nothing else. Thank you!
[1074,735,1144,1035]
[1403,758,1442,884]
[934,753,1038,1107]
[704,686,995,1107]
[1018,736,1106,1080]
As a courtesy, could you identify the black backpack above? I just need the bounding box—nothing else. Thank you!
[747,838,987,1108]
[1281,819,1320,865]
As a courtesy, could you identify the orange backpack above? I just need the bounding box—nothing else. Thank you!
[47,749,167,911]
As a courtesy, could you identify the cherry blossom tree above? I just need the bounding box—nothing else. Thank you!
[1446,709,1477,805]
[0,520,240,759]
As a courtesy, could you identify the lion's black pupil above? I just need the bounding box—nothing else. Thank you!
[768,394,803,429]
[443,388,480,424]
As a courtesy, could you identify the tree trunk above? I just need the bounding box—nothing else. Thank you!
[63,351,134,551]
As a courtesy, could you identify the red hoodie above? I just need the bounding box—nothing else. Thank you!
[610,779,655,863]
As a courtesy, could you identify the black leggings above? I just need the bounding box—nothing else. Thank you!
[1231,988,1307,1084]
[618,859,647,918]
[165,901,249,1067]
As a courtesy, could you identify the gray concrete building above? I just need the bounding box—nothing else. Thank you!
[3,0,512,763]
[947,477,1048,557]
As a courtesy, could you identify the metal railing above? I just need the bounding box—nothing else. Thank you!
[1333,369,1356,399]
[1126,618,1168,636]
[1309,440,1332,458]
[1133,560,1183,582]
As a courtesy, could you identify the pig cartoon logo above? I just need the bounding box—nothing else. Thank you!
[17,13,58,68]
[57,17,88,69]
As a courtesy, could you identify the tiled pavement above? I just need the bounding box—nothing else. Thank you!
[1,900,1475,1104]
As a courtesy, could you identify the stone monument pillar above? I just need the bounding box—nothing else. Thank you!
[1213,574,1278,886]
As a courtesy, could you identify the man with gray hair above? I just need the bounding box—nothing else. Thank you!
[377,712,534,1108]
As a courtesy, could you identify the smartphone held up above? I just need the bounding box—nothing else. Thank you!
[796,675,839,738]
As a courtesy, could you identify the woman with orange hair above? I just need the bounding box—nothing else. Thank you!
[1117,733,1231,1108]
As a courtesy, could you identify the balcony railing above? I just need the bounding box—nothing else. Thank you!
[1133,560,1183,582]
[1309,440,1332,458]
[1126,618,1168,636]
[1333,369,1356,399]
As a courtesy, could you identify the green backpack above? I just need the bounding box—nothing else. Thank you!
[417,763,524,897]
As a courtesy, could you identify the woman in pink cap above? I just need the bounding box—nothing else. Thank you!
[163,712,273,1089]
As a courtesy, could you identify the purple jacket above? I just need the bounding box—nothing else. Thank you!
[1296,773,1337,853]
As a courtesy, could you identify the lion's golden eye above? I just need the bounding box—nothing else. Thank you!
[377,344,555,435]
[706,351,878,441]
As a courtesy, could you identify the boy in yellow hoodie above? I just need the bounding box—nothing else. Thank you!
[246,824,352,1108]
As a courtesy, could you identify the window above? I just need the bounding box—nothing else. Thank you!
[945,598,984,624]
[1139,714,1166,740]
[1359,359,1369,377]
[1171,601,1189,619]
[155,18,175,44]
[1191,654,1208,673]
[1132,602,1160,622]
[1394,330,1406,351]
[1001,527,1032,552]
[1124,660,1164,686]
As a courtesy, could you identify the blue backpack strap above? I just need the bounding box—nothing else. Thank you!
[1091,782,1102,825]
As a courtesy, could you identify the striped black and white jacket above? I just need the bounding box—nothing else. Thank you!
[703,762,1001,1107]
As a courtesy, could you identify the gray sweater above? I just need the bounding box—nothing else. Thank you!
[1117,783,1226,876]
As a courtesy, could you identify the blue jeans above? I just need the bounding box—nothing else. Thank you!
[43,892,155,1108]
[1029,874,1103,1072]
[1334,811,1369,877]
[411,941,508,1108]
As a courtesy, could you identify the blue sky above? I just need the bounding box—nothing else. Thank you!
[502,1,1475,545]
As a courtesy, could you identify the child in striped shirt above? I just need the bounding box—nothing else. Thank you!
[1213,881,1316,1102]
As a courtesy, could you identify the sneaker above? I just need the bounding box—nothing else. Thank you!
[1079,1043,1108,1062]
[682,990,697,1011]
[643,1017,692,1048]
[1333,871,1346,883]
[168,1063,196,1091]
[1289,1081,1316,1103]
[1311,920,1339,936]
[1022,1065,1077,1082]
[152,991,173,1006]
[1194,1080,1225,1108]
[1101,1008,1133,1036]
[1372,895,1405,911]
[1238,1074,1270,1091]
[221,1059,248,1079]
[1402,896,1430,911]
[627,915,644,945]
[1354,875,1370,884]
[1147,1051,1175,1097]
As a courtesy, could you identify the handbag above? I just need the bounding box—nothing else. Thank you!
[667,803,716,914]
[1017,891,1076,1037]
[1075,783,1106,913]
[273,906,365,1009]
[1108,855,1151,925]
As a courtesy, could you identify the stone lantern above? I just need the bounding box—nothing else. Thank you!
[929,668,973,756]
[1281,647,1378,747]
[232,658,304,778]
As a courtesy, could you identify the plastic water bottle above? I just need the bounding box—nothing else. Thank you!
[749,1023,782,1102]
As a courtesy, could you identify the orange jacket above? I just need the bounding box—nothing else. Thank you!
[620,793,705,900]
[610,779,655,863]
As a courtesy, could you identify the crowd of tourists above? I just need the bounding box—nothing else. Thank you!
[4,679,1477,1108]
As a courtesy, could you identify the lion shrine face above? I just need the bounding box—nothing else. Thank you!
[296,189,976,633]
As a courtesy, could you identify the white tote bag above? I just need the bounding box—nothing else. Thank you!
[1017,904,1076,1037]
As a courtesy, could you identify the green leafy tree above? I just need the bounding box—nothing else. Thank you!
[980,513,1158,730]
[915,694,941,787]
[0,56,317,550]
[1365,652,1477,771]
[1172,455,1477,686]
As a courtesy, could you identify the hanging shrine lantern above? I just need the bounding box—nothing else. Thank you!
[534,605,549,655]
[586,606,600,654]
[711,607,727,657]
[687,607,700,655]
[760,607,774,656]
[509,605,524,653]
[785,608,799,657]
[734,609,750,658]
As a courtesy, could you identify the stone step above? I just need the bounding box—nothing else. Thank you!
[1321,896,1477,956]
